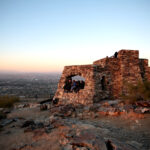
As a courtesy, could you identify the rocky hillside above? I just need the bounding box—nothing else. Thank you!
[0,100,150,150]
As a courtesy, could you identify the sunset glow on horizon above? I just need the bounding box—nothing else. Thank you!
[0,0,150,73]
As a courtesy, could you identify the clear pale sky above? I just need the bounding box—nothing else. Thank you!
[0,0,150,73]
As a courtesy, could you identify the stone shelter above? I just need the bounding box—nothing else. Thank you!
[54,50,150,105]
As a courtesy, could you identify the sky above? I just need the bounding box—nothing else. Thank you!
[0,0,150,73]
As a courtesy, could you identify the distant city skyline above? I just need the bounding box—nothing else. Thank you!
[0,0,150,73]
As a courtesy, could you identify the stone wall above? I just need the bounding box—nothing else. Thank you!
[54,50,150,105]
[139,59,150,81]
[118,50,142,95]
[93,57,122,100]
[54,65,95,105]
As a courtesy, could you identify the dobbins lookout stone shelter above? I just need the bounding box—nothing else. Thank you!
[54,50,150,105]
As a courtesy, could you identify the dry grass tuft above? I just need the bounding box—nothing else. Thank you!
[0,95,20,108]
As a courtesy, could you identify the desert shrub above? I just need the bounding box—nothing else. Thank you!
[0,95,20,108]
[121,80,150,103]
[0,112,6,120]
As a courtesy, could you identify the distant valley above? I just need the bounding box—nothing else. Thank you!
[0,73,61,99]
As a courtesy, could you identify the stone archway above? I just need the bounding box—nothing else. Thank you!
[54,65,95,105]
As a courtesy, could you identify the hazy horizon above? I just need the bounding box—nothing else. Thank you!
[0,70,62,74]
[1,0,150,72]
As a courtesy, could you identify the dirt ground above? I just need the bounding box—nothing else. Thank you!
[0,105,150,150]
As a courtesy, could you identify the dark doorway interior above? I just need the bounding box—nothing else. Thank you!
[101,76,106,90]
